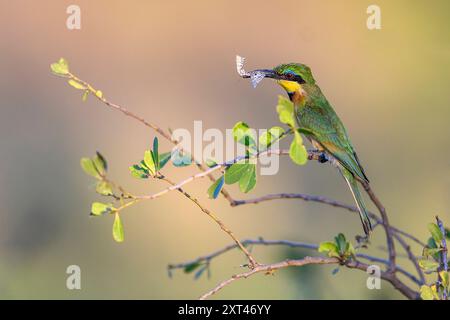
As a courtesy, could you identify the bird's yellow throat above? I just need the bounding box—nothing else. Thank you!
[277,80,301,93]
[277,80,306,105]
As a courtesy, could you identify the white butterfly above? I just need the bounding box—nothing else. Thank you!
[236,55,266,88]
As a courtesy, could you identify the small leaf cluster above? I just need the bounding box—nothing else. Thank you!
[318,233,356,261]
[419,221,449,300]
[207,121,283,199]
[276,96,308,165]
[129,137,172,179]
[80,152,124,242]
[50,58,102,102]
[173,261,211,280]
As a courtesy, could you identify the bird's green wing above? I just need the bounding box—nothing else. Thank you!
[296,86,369,183]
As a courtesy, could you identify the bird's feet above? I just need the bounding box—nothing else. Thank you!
[355,234,370,248]
[318,152,329,163]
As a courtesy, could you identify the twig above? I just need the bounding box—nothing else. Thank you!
[199,256,339,300]
[436,216,448,300]
[393,233,425,285]
[136,150,322,201]
[362,182,396,273]
[67,72,234,202]
[199,256,419,300]
[231,192,424,284]
[169,238,423,285]
[231,192,425,247]
[158,176,257,268]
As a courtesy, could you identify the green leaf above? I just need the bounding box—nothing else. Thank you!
[276,96,295,127]
[224,163,248,185]
[93,152,107,175]
[80,158,101,179]
[207,176,225,199]
[423,247,441,259]
[112,212,124,243]
[95,181,113,196]
[129,165,149,179]
[172,150,192,167]
[418,259,440,272]
[239,164,257,193]
[91,202,114,216]
[194,265,208,280]
[258,126,285,150]
[428,237,438,249]
[159,152,171,170]
[152,137,159,171]
[420,285,436,300]
[335,233,347,254]
[232,121,256,148]
[184,262,201,273]
[346,242,356,257]
[68,79,86,90]
[318,241,340,258]
[289,131,307,165]
[428,223,443,243]
[331,267,340,275]
[82,90,89,102]
[143,150,156,175]
[50,58,69,75]
[205,158,218,168]
[440,271,449,288]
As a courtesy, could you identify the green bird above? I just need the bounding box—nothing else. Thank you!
[248,63,372,237]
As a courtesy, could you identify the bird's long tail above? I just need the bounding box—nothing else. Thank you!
[341,168,372,237]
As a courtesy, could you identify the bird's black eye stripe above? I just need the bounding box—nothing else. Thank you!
[284,73,305,84]
[295,75,305,83]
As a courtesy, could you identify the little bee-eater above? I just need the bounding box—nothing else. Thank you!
[248,63,372,236]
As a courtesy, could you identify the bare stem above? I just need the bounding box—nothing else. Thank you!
[361,182,396,273]
[169,238,423,286]
[199,256,338,300]
[67,72,234,202]
[436,216,448,300]
[157,176,258,268]
[199,256,419,300]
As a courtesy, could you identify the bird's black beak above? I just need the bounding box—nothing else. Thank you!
[251,69,279,79]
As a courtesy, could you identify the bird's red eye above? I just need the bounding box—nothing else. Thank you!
[286,73,294,79]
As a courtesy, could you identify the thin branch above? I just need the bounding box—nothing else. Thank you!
[393,233,425,285]
[67,72,234,202]
[199,256,339,300]
[231,192,425,247]
[136,149,322,201]
[231,192,424,284]
[158,176,257,268]
[362,182,396,273]
[169,238,423,286]
[436,216,448,300]
[199,256,419,300]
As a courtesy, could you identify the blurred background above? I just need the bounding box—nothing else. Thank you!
[0,0,449,299]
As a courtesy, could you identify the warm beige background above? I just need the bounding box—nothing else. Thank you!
[0,0,449,299]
